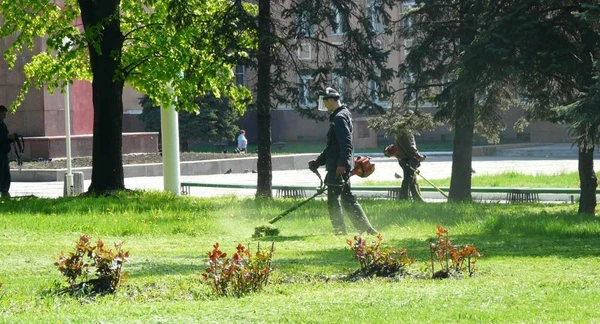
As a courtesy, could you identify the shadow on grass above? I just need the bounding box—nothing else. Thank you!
[254,235,312,242]
[127,260,201,278]
[1,191,231,215]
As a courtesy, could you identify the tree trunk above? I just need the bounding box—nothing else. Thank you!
[578,144,597,214]
[79,0,126,194]
[448,92,475,202]
[255,0,273,198]
[181,139,189,152]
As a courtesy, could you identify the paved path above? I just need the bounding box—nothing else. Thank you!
[10,143,598,202]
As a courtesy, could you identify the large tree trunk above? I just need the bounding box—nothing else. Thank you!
[79,0,126,194]
[448,92,475,202]
[255,0,273,198]
[578,144,597,214]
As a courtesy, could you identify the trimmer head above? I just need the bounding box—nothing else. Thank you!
[252,224,280,238]
[252,169,326,238]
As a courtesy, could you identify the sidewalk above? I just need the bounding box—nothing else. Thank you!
[10,145,596,201]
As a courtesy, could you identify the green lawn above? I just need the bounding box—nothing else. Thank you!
[363,171,592,188]
[1,191,599,322]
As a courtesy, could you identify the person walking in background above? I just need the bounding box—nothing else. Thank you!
[308,88,378,235]
[0,105,16,198]
[236,130,247,153]
[384,110,426,202]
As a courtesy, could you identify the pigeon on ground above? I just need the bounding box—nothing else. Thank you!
[394,172,402,179]
[243,169,250,173]
[225,168,232,174]
[252,170,257,173]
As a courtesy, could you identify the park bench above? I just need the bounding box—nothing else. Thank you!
[213,142,228,152]
[180,182,596,202]
[418,186,588,203]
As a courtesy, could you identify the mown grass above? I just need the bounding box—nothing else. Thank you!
[363,171,590,188]
[1,191,599,323]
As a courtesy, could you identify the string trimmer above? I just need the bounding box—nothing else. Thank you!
[384,144,449,199]
[405,162,449,199]
[252,156,376,238]
[253,168,327,238]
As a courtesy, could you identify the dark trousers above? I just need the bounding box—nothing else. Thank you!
[325,171,376,234]
[0,155,10,196]
[399,159,423,202]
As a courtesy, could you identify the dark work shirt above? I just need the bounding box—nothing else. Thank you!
[0,121,10,155]
[315,105,354,172]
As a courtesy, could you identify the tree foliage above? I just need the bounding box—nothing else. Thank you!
[368,106,440,139]
[398,0,519,144]
[0,0,255,194]
[510,1,600,136]
[1,0,253,113]
[251,0,397,198]
[138,94,242,150]
[395,0,522,201]
[506,1,600,214]
[396,0,599,208]
[270,0,396,118]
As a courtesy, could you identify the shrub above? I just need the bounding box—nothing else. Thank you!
[346,234,414,278]
[202,242,275,297]
[54,235,129,295]
[429,225,484,279]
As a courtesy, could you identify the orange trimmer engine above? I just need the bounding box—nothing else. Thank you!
[351,156,375,178]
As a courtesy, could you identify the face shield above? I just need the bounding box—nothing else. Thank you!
[317,95,327,111]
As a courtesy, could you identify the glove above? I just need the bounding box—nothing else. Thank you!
[383,144,398,158]
[308,160,320,171]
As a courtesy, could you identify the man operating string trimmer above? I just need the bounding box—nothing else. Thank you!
[383,109,449,200]
[384,109,426,202]
[308,87,378,236]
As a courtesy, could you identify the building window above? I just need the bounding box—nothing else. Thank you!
[235,65,245,86]
[297,11,313,37]
[403,72,417,106]
[368,68,381,101]
[332,73,344,101]
[332,4,346,35]
[403,38,414,58]
[366,0,384,33]
[402,1,417,29]
[297,42,312,60]
[402,1,417,57]
[368,79,380,101]
[298,74,315,106]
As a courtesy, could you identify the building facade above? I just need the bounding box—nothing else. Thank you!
[0,1,571,160]
[0,35,157,160]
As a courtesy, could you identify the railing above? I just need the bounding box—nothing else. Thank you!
[180,182,596,202]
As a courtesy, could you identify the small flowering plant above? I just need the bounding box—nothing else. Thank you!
[55,235,129,295]
[202,242,275,297]
[347,234,414,277]
[430,225,484,278]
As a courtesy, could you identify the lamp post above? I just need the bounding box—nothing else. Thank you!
[161,81,181,195]
[61,37,74,197]
[64,82,73,196]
